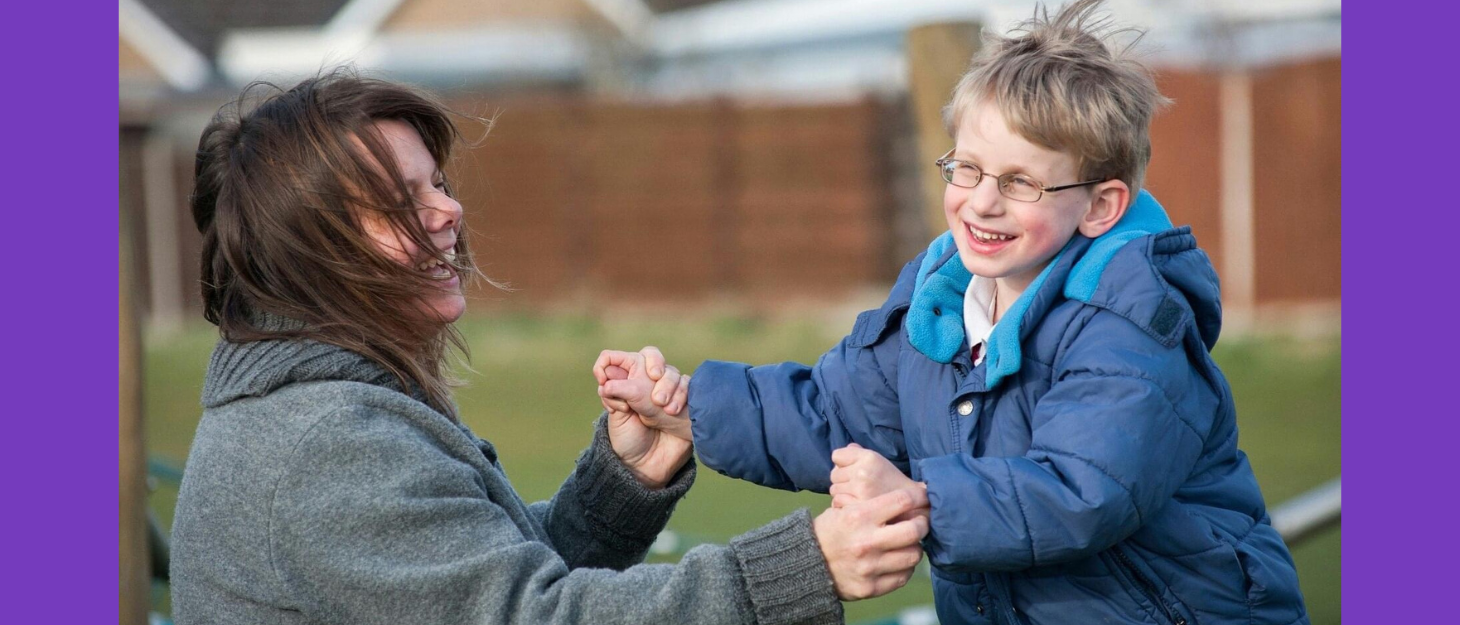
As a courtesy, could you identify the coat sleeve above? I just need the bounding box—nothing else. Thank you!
[268,407,841,625]
[917,310,1214,572]
[686,257,923,494]
[527,414,697,571]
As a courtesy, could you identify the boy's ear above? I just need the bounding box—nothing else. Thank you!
[1076,180,1131,238]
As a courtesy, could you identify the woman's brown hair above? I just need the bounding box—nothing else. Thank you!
[191,68,487,415]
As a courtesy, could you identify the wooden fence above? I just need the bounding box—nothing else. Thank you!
[120,56,1340,324]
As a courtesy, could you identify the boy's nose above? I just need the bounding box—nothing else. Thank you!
[967,177,1004,217]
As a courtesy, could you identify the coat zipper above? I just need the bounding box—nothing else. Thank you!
[984,573,1022,625]
[1111,548,1187,625]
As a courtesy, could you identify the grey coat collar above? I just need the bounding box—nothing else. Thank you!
[201,311,426,408]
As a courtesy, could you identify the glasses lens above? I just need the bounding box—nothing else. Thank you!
[942,161,981,188]
[999,174,1043,202]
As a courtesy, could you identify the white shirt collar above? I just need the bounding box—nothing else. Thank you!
[963,276,998,365]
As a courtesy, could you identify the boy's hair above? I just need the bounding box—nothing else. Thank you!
[944,0,1170,194]
[191,67,490,414]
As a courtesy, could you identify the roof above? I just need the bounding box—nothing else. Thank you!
[119,0,211,92]
[642,0,724,12]
[198,0,1340,100]
[135,0,352,57]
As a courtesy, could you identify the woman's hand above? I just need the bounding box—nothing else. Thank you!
[594,347,693,489]
[813,487,931,600]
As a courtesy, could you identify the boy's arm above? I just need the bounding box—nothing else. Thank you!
[918,310,1214,572]
[687,257,923,493]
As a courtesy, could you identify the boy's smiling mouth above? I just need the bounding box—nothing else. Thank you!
[970,225,1014,241]
[966,224,1018,251]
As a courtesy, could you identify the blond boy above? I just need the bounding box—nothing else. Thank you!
[601,2,1308,623]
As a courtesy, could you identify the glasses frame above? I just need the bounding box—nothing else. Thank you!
[935,149,1106,203]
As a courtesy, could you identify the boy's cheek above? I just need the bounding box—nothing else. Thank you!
[943,187,971,224]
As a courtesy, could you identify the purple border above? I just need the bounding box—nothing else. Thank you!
[9,0,116,621]
[1344,2,1447,622]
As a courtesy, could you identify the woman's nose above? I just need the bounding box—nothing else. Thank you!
[420,194,462,233]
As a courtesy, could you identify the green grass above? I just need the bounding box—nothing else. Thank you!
[143,313,1340,624]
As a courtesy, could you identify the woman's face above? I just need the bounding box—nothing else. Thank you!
[360,119,467,324]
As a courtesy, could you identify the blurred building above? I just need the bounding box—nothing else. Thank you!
[120,0,1340,331]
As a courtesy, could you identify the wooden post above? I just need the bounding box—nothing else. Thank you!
[143,129,183,333]
[906,22,982,240]
[1219,69,1256,312]
[120,213,151,625]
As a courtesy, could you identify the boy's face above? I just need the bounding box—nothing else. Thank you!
[943,101,1095,295]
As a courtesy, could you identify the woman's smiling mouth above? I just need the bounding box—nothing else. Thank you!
[416,251,456,279]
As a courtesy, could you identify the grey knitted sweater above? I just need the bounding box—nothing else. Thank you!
[170,335,842,625]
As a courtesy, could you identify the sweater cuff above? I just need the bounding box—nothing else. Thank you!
[730,509,843,625]
[574,414,696,548]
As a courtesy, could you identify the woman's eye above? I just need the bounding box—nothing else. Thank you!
[1009,176,1037,188]
[432,179,447,191]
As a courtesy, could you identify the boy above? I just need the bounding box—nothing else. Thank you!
[599,1,1307,623]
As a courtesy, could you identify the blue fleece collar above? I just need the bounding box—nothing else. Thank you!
[905,233,971,365]
[907,190,1172,389]
[1063,191,1174,303]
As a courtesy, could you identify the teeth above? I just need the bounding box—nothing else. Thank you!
[970,226,1013,242]
[416,250,458,272]
[416,250,457,274]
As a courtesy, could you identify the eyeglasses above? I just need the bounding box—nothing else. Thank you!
[935,149,1105,203]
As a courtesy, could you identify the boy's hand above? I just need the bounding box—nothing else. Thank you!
[830,444,928,516]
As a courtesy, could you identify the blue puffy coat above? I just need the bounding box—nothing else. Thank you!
[687,192,1308,625]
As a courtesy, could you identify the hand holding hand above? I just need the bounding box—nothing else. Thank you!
[813,487,930,600]
[594,347,692,440]
[593,347,693,489]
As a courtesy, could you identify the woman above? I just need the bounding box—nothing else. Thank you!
[169,70,929,625]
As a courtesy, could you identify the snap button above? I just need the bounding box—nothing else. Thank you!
[957,400,973,416]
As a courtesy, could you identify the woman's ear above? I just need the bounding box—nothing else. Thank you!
[1077,180,1131,238]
